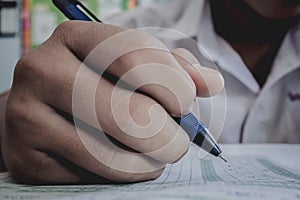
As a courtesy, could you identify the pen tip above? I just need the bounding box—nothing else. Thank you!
[219,154,228,163]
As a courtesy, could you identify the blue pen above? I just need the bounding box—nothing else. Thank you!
[52,0,227,162]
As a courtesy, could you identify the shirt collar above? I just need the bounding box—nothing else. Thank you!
[264,24,300,89]
[158,0,260,93]
[166,0,300,94]
[196,1,260,93]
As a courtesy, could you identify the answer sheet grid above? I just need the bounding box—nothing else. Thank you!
[122,155,300,191]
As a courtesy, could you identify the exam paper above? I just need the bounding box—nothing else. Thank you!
[0,145,299,200]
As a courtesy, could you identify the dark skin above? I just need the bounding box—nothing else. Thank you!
[0,23,217,184]
[0,91,9,171]
[211,0,300,86]
[244,0,300,19]
[0,0,300,183]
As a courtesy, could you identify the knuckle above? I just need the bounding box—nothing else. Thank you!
[5,101,24,132]
[53,20,76,40]
[6,94,29,123]
[14,55,35,79]
[13,53,43,85]
[13,53,47,94]
[118,29,166,61]
[53,20,84,46]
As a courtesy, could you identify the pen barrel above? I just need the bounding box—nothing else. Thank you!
[53,0,101,22]
[193,128,222,156]
[173,113,222,157]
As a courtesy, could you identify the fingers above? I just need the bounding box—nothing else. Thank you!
[51,60,190,164]
[4,99,165,183]
[0,91,9,171]
[3,101,103,184]
[53,21,196,116]
[12,44,190,165]
[6,148,111,184]
[6,140,162,184]
[171,48,224,97]
[13,22,191,164]
[7,22,194,183]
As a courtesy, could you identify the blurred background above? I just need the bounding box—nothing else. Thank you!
[0,0,168,93]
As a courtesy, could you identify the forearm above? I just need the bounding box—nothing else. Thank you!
[0,90,9,171]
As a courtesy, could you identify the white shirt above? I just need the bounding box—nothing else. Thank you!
[106,0,300,143]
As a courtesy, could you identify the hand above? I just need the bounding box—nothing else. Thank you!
[1,21,224,184]
[0,90,9,171]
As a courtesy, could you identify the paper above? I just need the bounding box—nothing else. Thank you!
[0,145,299,200]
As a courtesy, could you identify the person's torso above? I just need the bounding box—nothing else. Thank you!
[106,0,300,143]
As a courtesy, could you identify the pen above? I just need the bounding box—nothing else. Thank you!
[52,0,227,163]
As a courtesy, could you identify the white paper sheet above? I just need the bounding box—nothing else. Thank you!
[0,144,299,200]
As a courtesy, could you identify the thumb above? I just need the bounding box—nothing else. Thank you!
[171,48,224,97]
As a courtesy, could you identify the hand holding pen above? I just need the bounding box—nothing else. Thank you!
[53,0,227,162]
[1,0,225,185]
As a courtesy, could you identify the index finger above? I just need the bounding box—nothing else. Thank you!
[171,48,224,97]
[54,21,196,116]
